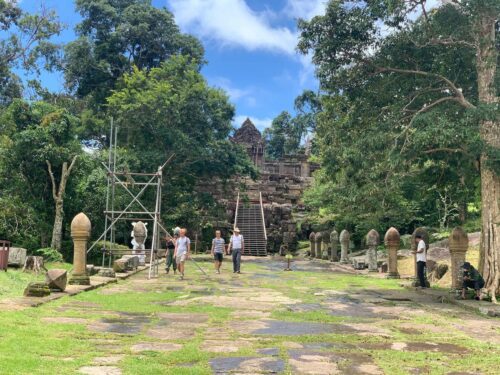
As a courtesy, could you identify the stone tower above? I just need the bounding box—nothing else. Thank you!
[232,118,265,167]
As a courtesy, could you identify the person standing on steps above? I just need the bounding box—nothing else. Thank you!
[228,227,244,274]
[211,230,225,274]
[174,228,190,280]
[413,234,427,288]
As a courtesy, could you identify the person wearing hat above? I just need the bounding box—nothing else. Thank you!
[461,262,484,300]
[228,227,244,274]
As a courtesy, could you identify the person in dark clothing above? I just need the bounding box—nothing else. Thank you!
[165,234,177,274]
[461,262,484,300]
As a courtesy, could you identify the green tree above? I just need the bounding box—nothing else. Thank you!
[64,0,204,108]
[106,56,256,228]
[0,0,62,105]
[299,1,499,294]
[264,90,321,159]
[0,100,81,252]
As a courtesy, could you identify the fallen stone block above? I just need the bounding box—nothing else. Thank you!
[24,282,51,297]
[122,255,139,270]
[86,264,98,276]
[113,259,128,273]
[8,247,27,267]
[98,268,116,278]
[45,269,68,291]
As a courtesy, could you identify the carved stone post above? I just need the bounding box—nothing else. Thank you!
[309,232,316,258]
[322,232,330,260]
[69,213,91,285]
[366,229,379,272]
[315,232,323,259]
[384,227,400,279]
[340,230,350,264]
[330,229,339,262]
[449,227,468,290]
[411,227,429,287]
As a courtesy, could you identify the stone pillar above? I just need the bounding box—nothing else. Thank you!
[384,227,400,279]
[411,227,430,287]
[69,213,91,285]
[322,232,330,260]
[315,232,323,259]
[340,230,350,264]
[366,229,379,272]
[330,229,339,262]
[449,227,468,290]
[309,232,316,258]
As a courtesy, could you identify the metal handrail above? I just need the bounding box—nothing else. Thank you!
[259,191,267,241]
[234,191,240,230]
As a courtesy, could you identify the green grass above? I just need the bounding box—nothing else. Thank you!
[0,258,499,374]
[0,262,72,299]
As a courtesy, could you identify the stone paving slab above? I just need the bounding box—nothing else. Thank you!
[413,287,500,317]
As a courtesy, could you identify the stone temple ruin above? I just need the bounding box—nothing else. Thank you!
[199,118,318,254]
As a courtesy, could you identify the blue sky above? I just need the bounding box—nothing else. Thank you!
[18,0,328,132]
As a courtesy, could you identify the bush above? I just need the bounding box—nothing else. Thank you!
[33,247,64,262]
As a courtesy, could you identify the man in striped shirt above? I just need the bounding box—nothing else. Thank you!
[211,230,225,274]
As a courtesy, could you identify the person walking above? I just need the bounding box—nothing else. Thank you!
[174,228,190,280]
[228,227,244,274]
[413,234,427,288]
[211,230,225,274]
[165,233,177,275]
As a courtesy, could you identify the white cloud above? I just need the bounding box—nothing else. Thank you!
[168,0,297,55]
[233,115,273,132]
[284,0,327,20]
[210,76,259,107]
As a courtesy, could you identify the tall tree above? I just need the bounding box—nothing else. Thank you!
[1,100,81,252]
[106,56,256,227]
[64,0,204,108]
[264,90,321,159]
[298,1,499,296]
[0,0,62,105]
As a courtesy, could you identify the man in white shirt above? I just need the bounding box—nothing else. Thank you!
[228,227,244,274]
[413,234,427,288]
[174,228,190,280]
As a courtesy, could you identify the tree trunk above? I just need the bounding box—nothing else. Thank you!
[51,199,64,253]
[476,13,499,299]
[23,256,47,274]
[47,156,77,253]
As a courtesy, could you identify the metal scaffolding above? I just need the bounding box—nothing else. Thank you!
[86,119,173,279]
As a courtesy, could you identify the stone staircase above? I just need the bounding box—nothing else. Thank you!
[236,204,267,256]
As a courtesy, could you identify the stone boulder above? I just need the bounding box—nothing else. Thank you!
[86,264,98,276]
[24,282,51,297]
[8,247,27,267]
[113,259,128,273]
[122,255,139,270]
[45,269,68,291]
[98,268,116,278]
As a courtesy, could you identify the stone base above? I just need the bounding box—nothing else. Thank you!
[24,282,51,297]
[368,269,378,273]
[386,273,400,279]
[69,275,91,285]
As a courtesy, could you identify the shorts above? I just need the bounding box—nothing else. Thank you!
[214,253,223,262]
[176,253,186,263]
